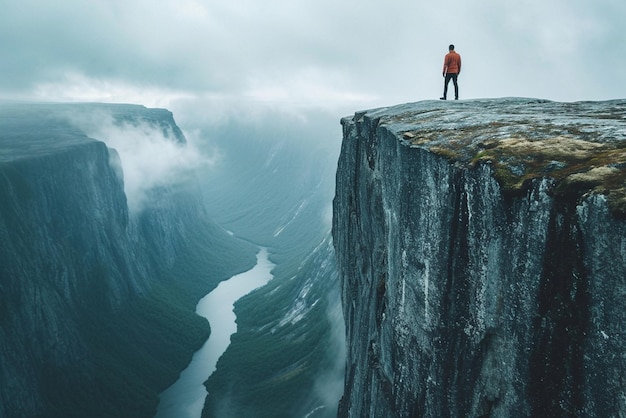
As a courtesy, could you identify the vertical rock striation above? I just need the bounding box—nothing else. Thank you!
[333,99,626,417]
[0,103,255,417]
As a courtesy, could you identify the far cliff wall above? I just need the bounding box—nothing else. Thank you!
[333,99,626,417]
[0,103,255,418]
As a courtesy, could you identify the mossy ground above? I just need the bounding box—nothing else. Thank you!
[386,99,626,217]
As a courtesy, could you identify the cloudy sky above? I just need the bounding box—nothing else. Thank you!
[2,0,625,117]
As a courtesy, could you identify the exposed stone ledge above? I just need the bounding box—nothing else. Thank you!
[352,98,626,216]
[334,98,626,417]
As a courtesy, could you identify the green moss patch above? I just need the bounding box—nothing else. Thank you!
[381,99,626,216]
[468,136,626,214]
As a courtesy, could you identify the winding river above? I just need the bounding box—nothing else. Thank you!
[155,247,275,418]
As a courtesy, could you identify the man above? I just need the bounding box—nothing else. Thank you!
[441,44,461,100]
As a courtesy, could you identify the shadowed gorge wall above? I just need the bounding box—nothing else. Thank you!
[332,99,626,417]
[0,103,256,418]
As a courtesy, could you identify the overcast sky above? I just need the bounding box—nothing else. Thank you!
[2,0,625,117]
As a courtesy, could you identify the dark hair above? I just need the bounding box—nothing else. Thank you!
[449,44,455,50]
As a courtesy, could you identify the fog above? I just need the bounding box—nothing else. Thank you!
[5,0,625,109]
[310,288,346,417]
[6,1,623,415]
[67,109,216,213]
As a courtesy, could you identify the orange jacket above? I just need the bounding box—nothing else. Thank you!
[443,51,461,74]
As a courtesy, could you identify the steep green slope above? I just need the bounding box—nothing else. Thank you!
[192,111,345,417]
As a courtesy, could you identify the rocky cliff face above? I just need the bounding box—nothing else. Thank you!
[0,103,254,417]
[333,99,626,417]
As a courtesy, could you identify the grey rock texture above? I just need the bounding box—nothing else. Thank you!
[332,98,626,417]
[0,103,249,417]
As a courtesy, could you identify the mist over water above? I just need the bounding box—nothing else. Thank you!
[155,248,275,418]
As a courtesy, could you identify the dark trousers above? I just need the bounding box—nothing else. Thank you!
[443,73,459,100]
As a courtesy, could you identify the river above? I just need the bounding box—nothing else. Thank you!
[155,247,275,418]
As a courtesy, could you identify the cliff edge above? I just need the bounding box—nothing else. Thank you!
[0,103,255,417]
[333,98,626,417]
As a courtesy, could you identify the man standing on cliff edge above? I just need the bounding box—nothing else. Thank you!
[441,44,461,100]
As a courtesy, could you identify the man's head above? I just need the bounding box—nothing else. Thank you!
[449,44,455,51]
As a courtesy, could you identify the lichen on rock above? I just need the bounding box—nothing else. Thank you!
[387,98,626,216]
[334,98,626,417]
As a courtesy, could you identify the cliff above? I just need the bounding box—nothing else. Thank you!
[0,103,255,417]
[332,98,626,417]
